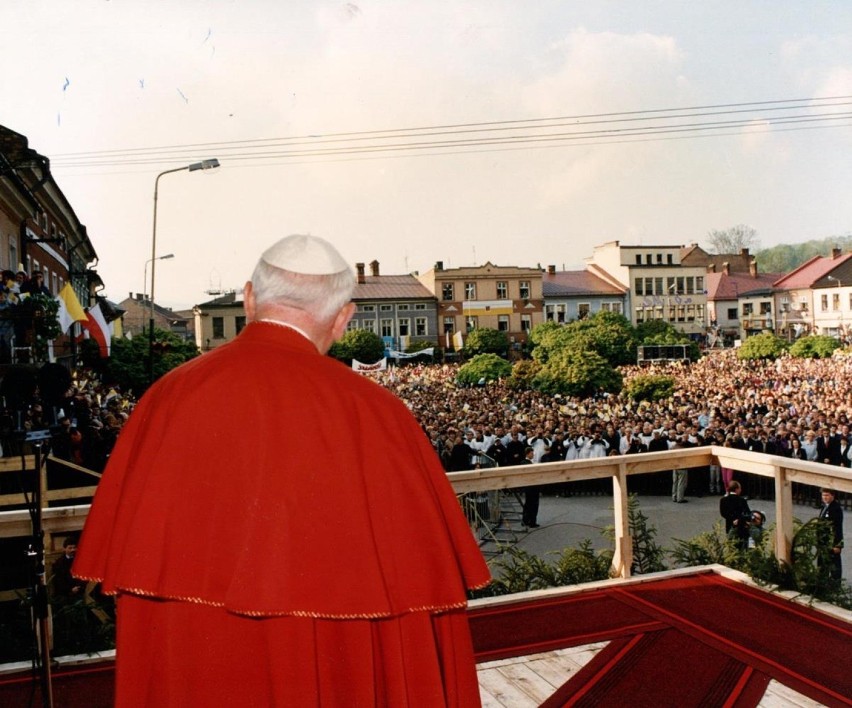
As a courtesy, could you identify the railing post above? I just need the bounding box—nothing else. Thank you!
[774,464,794,567]
[611,463,632,578]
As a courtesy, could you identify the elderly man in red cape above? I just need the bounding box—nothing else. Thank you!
[74,234,491,706]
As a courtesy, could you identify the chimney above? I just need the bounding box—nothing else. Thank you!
[547,265,556,275]
[722,262,730,276]
[434,261,443,272]
[369,260,379,277]
[355,262,366,284]
[749,258,758,277]
[740,248,750,258]
[832,247,842,259]
[707,263,716,273]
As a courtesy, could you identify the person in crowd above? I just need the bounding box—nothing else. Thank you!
[720,480,751,534]
[73,234,490,707]
[671,436,689,503]
[520,446,540,528]
[52,534,86,600]
[817,488,844,581]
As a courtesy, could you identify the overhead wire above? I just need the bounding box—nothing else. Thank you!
[49,96,852,171]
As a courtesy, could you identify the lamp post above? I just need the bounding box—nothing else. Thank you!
[148,159,220,384]
[144,253,174,303]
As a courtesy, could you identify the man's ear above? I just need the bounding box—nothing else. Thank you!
[243,282,256,321]
[331,302,355,341]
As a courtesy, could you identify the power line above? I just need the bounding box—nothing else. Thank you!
[49,96,852,171]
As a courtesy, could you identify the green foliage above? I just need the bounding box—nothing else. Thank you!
[532,345,623,397]
[624,374,676,403]
[469,542,613,598]
[462,327,509,357]
[636,320,701,361]
[737,331,788,360]
[405,339,439,355]
[328,328,385,364]
[457,353,512,386]
[530,313,637,367]
[756,235,852,274]
[508,358,542,390]
[23,294,61,362]
[628,495,667,574]
[789,335,841,359]
[106,327,199,395]
[789,518,852,608]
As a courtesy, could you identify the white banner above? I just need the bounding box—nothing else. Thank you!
[352,358,387,372]
[388,348,435,359]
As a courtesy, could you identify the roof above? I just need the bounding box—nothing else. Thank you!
[542,270,626,297]
[353,274,435,301]
[705,272,783,300]
[195,291,243,307]
[773,252,852,289]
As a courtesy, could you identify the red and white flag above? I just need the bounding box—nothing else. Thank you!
[81,302,112,357]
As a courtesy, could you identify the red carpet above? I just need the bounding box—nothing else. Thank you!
[0,663,114,707]
[470,572,852,707]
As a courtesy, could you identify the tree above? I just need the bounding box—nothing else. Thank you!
[530,312,636,367]
[456,353,512,386]
[625,374,676,403]
[789,335,841,359]
[706,224,760,254]
[736,331,787,360]
[532,345,623,397]
[508,359,542,390]
[328,329,385,364]
[106,327,199,395]
[462,327,509,357]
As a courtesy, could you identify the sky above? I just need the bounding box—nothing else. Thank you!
[2,1,851,309]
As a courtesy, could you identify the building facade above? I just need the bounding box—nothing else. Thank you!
[416,261,543,347]
[193,291,245,351]
[541,265,627,323]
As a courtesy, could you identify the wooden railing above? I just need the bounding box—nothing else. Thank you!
[0,447,849,580]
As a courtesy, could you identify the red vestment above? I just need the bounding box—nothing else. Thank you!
[74,322,490,706]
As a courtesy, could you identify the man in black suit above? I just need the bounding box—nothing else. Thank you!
[818,488,844,580]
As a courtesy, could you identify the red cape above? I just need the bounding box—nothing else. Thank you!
[74,322,490,618]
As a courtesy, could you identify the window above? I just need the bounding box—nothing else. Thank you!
[443,316,455,334]
[656,253,663,264]
[821,294,828,311]
[212,317,224,339]
[727,308,738,320]
[380,304,393,312]
[644,278,653,295]
[381,319,394,337]
[743,303,754,315]
[415,317,427,336]
[654,277,663,295]
[519,281,530,299]
[520,314,531,331]
[398,304,409,311]
[398,318,410,336]
[414,303,427,310]
[832,293,840,311]
[362,319,376,333]
[347,319,359,331]
[442,283,454,301]
[696,276,704,293]
[686,277,694,295]
[667,254,673,265]
[645,254,652,264]
[666,276,675,294]
[578,303,590,319]
[497,315,509,331]
[465,316,478,332]
[465,282,476,300]
[759,302,771,315]
[357,304,375,312]
[601,302,623,314]
[676,277,684,295]
[635,307,645,323]
[545,303,566,323]
[496,281,508,299]
[635,278,644,296]
[635,254,642,265]
[235,316,246,334]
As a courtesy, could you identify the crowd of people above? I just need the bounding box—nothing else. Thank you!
[0,269,53,363]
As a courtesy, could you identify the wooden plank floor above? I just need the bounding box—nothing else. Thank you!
[477,643,826,707]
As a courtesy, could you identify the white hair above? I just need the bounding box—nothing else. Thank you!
[250,259,355,322]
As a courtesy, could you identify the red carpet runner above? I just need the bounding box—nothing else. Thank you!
[469,572,852,707]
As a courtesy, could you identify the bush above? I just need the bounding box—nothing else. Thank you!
[789,335,841,359]
[625,374,676,403]
[532,346,623,397]
[463,328,509,357]
[737,331,788,360]
[328,329,385,364]
[457,353,512,385]
[508,358,542,390]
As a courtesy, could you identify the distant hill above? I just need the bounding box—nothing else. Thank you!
[755,234,852,273]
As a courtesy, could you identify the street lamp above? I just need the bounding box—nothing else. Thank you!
[144,253,174,302]
[148,159,220,384]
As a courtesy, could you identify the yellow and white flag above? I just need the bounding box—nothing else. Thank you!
[55,283,87,333]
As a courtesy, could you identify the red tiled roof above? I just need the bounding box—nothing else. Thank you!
[353,275,434,301]
[773,253,852,289]
[542,270,626,297]
[705,272,783,300]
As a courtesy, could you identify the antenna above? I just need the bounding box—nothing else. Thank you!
[205,269,223,296]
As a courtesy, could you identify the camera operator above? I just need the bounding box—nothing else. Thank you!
[720,480,751,537]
